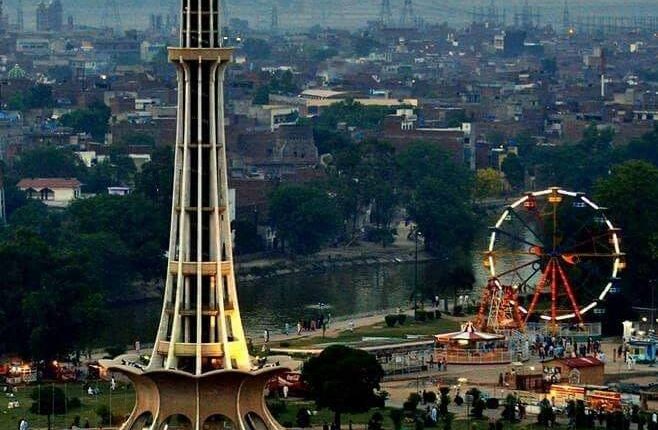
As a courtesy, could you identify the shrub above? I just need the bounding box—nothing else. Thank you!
[68,397,82,409]
[486,398,500,409]
[426,310,435,320]
[390,409,404,430]
[415,310,427,322]
[385,315,398,327]
[105,344,126,358]
[96,404,111,425]
[404,392,422,411]
[296,408,311,428]
[434,310,442,319]
[453,305,464,317]
[266,397,287,417]
[397,314,407,325]
[423,390,437,404]
[368,412,385,430]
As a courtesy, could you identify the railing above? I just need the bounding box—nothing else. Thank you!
[434,348,527,365]
[525,322,602,339]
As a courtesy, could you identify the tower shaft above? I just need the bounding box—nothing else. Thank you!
[150,0,250,376]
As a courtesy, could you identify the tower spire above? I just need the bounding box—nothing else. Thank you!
[101,0,285,428]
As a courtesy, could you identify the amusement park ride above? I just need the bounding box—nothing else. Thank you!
[476,187,625,335]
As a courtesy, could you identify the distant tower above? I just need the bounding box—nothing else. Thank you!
[521,0,531,29]
[48,0,63,32]
[562,0,570,31]
[271,3,279,33]
[100,0,122,31]
[400,0,415,28]
[16,0,24,32]
[379,0,392,27]
[101,0,285,428]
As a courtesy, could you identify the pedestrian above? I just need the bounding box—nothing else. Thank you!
[134,339,141,354]
[322,322,327,338]
[83,419,90,429]
[283,385,289,399]
[263,329,270,343]
[110,376,116,391]
[18,418,29,430]
[284,322,290,336]
[348,319,355,332]
[296,321,302,335]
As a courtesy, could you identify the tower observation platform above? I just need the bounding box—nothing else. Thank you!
[101,1,284,429]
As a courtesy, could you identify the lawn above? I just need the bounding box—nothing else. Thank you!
[279,317,461,348]
[0,380,135,429]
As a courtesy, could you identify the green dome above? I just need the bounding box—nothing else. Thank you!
[8,64,26,80]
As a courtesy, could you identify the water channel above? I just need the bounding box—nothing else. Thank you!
[101,247,524,347]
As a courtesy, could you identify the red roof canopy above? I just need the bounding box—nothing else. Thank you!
[18,178,81,189]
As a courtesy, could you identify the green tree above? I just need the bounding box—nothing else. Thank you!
[242,38,271,60]
[302,345,384,429]
[134,146,174,208]
[269,184,341,254]
[475,168,505,199]
[120,132,157,147]
[398,142,477,257]
[14,146,85,179]
[594,160,658,330]
[25,84,54,108]
[59,102,111,140]
[501,153,525,190]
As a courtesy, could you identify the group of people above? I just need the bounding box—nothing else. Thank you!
[534,335,603,360]
[427,355,448,371]
[295,314,329,336]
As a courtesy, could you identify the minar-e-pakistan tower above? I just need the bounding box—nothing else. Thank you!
[101,1,283,429]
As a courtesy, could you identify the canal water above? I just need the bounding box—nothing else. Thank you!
[102,257,496,347]
[100,235,536,349]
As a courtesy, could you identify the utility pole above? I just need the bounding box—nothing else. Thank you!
[270,3,279,34]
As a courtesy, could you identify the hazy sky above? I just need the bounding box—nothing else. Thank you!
[5,0,658,31]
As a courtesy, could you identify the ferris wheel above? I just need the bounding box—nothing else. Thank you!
[482,187,625,329]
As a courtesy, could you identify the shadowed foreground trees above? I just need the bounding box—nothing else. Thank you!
[302,345,384,429]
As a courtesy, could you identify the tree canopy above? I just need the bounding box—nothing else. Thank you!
[269,184,341,254]
[302,345,384,428]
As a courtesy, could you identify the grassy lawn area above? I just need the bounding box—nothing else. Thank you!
[279,317,461,348]
[0,380,135,429]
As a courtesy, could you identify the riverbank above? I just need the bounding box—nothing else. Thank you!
[236,222,434,282]
[110,222,437,303]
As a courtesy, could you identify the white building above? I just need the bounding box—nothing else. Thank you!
[18,178,81,208]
